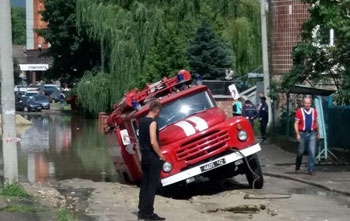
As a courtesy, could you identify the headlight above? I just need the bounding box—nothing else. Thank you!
[237,130,248,141]
[162,161,173,173]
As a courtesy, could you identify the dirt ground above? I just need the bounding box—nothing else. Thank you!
[19,177,350,221]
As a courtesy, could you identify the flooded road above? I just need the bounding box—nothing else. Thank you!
[14,113,119,184]
[2,112,350,221]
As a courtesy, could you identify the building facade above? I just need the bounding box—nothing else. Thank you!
[269,0,310,79]
[26,0,49,51]
[22,0,51,84]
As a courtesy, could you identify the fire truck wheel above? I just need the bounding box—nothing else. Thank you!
[245,154,264,189]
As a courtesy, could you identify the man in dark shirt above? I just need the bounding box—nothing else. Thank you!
[138,100,166,221]
[242,100,258,127]
[258,96,268,143]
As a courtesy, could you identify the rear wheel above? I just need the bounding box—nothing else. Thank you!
[245,154,263,189]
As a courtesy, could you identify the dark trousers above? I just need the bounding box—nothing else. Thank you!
[260,121,267,141]
[138,160,162,216]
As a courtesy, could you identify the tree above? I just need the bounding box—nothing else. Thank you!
[211,0,261,75]
[283,0,350,104]
[142,25,189,85]
[39,0,262,115]
[187,19,232,79]
[37,0,101,84]
[11,5,26,45]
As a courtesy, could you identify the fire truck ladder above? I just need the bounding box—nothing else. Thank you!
[125,70,192,109]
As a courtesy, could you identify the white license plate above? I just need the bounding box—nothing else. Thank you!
[200,158,226,172]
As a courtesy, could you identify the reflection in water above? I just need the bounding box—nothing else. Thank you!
[12,113,119,184]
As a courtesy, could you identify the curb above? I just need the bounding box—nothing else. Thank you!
[263,172,350,197]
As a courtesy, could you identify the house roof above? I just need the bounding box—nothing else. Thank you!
[287,84,336,96]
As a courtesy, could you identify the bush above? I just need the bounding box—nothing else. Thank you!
[0,183,28,197]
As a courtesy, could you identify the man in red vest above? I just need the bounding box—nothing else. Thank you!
[294,96,320,175]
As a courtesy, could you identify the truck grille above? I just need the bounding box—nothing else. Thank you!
[175,130,229,162]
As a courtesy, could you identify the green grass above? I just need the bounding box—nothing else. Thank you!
[252,122,261,137]
[57,208,76,221]
[0,183,75,220]
[0,183,28,197]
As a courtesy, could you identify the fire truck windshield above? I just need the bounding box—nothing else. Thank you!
[156,91,216,129]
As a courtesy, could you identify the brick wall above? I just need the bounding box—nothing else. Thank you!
[216,99,233,117]
[33,0,49,50]
[269,0,309,77]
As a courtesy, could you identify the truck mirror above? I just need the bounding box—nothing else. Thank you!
[120,129,131,145]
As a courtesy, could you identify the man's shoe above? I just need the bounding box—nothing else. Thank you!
[144,213,166,221]
[308,171,314,176]
[138,214,146,220]
[138,212,146,220]
[295,167,300,173]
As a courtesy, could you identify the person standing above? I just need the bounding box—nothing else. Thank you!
[225,68,234,80]
[257,91,264,112]
[59,91,65,110]
[258,96,268,143]
[242,100,258,127]
[294,97,320,175]
[232,97,242,116]
[138,100,166,221]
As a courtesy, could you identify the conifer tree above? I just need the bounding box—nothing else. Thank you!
[187,19,232,80]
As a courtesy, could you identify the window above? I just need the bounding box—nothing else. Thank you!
[156,91,216,129]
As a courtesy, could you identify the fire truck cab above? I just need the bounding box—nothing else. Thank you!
[105,70,263,189]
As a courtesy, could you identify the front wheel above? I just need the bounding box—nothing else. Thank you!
[23,106,29,112]
[245,154,264,189]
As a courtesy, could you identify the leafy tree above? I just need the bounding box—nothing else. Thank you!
[76,70,112,116]
[37,0,101,84]
[283,0,350,104]
[188,19,232,79]
[210,0,261,75]
[39,0,261,115]
[142,25,189,85]
[11,5,26,45]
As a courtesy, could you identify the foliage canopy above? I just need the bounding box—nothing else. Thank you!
[37,0,101,84]
[40,0,262,115]
[11,5,26,45]
[283,0,350,104]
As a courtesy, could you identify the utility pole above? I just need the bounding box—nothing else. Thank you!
[260,0,272,125]
[0,0,18,185]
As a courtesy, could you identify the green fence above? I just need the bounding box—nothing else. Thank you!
[273,95,350,150]
[325,98,350,149]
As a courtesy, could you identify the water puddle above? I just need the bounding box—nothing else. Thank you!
[7,113,120,184]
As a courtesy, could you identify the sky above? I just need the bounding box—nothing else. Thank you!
[11,0,25,7]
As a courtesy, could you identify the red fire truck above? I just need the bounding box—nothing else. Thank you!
[104,70,263,189]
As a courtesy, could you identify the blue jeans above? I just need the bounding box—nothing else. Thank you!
[295,131,317,172]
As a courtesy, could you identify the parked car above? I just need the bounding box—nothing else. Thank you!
[23,91,40,98]
[40,84,61,103]
[15,96,42,112]
[14,85,40,93]
[32,94,50,109]
[49,89,61,103]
